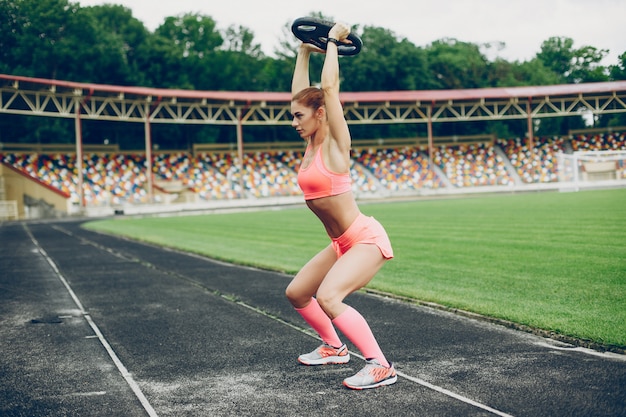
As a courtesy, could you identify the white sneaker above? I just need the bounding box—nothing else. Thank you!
[343,359,397,390]
[297,343,350,366]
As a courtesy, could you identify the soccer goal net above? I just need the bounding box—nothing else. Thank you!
[558,150,626,189]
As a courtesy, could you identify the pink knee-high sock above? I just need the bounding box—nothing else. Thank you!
[295,298,343,348]
[332,306,390,368]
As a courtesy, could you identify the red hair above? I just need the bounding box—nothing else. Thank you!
[292,87,325,110]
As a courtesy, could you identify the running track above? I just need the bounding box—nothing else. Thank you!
[1,219,625,416]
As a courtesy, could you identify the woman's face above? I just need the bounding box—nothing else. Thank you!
[291,101,321,138]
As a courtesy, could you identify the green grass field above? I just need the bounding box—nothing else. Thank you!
[83,188,626,350]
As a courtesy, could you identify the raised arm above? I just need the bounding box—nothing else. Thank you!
[292,44,313,96]
[321,23,352,152]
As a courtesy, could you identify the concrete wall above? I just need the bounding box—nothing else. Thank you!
[0,164,71,219]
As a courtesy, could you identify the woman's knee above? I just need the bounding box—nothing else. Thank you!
[315,289,343,315]
[285,281,310,307]
[284,282,298,303]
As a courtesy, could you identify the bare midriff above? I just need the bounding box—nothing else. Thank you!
[305,191,361,238]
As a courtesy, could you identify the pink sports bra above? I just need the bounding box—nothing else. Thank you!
[297,144,351,200]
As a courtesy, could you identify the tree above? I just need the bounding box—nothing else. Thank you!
[0,0,20,75]
[536,36,609,83]
[209,24,268,91]
[536,37,574,83]
[488,57,560,87]
[1,0,86,79]
[569,45,609,83]
[340,26,432,92]
[155,13,222,59]
[609,51,626,81]
[0,0,126,142]
[426,38,490,89]
[273,17,302,60]
[222,24,263,57]
[1,2,623,145]
[13,0,123,81]
[135,32,193,89]
[84,4,151,85]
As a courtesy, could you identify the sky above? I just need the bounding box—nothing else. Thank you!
[77,0,626,66]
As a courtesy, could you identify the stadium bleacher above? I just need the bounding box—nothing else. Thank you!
[353,147,445,191]
[431,142,514,187]
[497,136,565,184]
[1,133,625,206]
[570,131,626,151]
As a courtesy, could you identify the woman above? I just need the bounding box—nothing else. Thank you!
[285,22,397,390]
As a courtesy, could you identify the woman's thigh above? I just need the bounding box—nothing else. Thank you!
[285,244,337,307]
[316,243,387,315]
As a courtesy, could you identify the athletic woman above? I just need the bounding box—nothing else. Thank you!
[285,21,397,390]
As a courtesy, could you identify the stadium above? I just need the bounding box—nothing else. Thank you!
[1,7,626,413]
[1,72,625,416]
[1,74,626,219]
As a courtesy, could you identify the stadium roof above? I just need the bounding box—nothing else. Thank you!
[3,73,625,207]
[2,73,626,103]
[1,73,626,126]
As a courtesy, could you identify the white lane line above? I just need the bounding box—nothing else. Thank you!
[533,341,626,362]
[236,300,515,417]
[395,371,514,417]
[52,224,514,416]
[24,224,159,417]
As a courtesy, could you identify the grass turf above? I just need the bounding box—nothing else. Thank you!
[83,188,626,350]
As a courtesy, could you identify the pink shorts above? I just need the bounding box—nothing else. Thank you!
[331,213,394,259]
